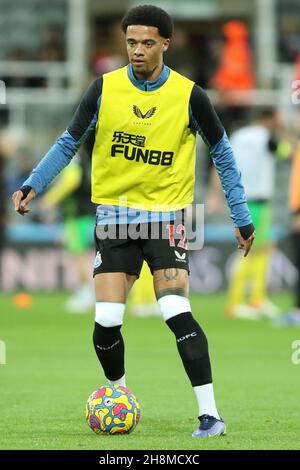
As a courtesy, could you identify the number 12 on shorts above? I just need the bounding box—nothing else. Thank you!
[166,224,187,249]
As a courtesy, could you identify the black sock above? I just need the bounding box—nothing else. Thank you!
[93,322,125,381]
[166,312,212,386]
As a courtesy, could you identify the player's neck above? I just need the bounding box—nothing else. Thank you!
[133,63,164,82]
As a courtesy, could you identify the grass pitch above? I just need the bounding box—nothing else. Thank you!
[0,291,299,450]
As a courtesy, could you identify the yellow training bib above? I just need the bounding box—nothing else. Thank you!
[91,66,196,211]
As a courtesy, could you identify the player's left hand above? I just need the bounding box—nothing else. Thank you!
[12,187,36,216]
[234,228,255,257]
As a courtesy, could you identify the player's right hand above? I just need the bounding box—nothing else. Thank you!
[12,187,36,216]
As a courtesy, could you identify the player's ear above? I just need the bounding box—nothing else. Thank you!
[163,39,170,52]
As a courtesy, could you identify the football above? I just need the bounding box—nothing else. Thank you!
[85,385,141,435]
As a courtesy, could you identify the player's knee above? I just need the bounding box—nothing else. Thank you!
[95,302,125,327]
[157,294,191,321]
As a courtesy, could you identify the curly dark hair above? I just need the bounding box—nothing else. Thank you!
[121,4,173,39]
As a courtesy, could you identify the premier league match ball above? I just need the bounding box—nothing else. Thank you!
[85,385,141,435]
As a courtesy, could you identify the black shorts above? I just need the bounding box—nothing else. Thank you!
[93,219,189,278]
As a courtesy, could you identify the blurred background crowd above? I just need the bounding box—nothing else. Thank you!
[0,0,300,323]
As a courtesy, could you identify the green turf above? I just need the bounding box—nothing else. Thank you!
[0,291,299,450]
